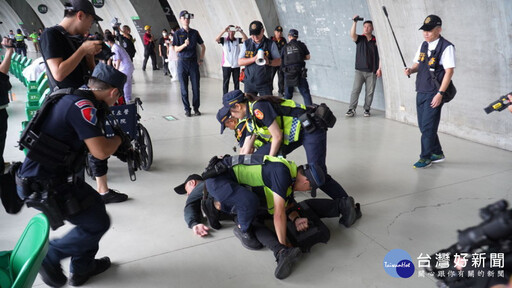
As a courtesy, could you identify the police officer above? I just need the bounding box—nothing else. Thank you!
[270,26,287,97]
[14,29,27,57]
[216,106,265,153]
[238,20,281,96]
[282,29,313,106]
[40,0,127,202]
[16,63,128,287]
[172,10,206,117]
[204,154,357,279]
[222,90,360,216]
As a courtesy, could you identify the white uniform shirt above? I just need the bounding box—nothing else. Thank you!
[413,37,456,69]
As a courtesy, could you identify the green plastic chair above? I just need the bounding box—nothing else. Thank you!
[0,214,50,288]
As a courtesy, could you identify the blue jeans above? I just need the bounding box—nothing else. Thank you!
[43,178,110,274]
[284,77,313,106]
[416,92,444,159]
[255,129,348,199]
[178,59,200,112]
[205,173,259,233]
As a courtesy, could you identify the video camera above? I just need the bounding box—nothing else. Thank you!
[1,36,15,48]
[484,93,512,114]
[85,34,114,60]
[182,12,194,19]
[353,16,364,22]
[427,200,512,288]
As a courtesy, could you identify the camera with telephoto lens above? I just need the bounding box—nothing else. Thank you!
[86,34,114,60]
[182,13,194,19]
[427,200,512,288]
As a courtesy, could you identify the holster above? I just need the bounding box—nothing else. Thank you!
[286,201,330,252]
[15,175,95,230]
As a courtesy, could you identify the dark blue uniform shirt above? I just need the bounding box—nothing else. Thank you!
[19,91,103,178]
[250,101,279,128]
[172,28,204,59]
[261,161,293,201]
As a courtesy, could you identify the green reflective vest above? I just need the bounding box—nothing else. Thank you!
[15,33,24,42]
[247,100,305,145]
[230,155,297,214]
[235,119,264,148]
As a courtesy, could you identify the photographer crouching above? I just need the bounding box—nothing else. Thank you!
[16,63,129,287]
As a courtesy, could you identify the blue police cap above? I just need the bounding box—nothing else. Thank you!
[288,29,299,37]
[216,106,231,134]
[222,90,245,108]
[303,163,325,197]
[91,62,127,96]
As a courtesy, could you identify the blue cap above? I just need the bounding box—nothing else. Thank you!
[303,163,325,197]
[91,62,127,96]
[288,29,298,37]
[216,106,231,134]
[222,90,245,107]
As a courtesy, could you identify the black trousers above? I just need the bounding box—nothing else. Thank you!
[142,48,157,70]
[222,67,240,95]
[0,108,7,167]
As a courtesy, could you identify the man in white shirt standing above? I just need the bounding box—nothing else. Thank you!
[404,15,455,169]
[216,25,248,95]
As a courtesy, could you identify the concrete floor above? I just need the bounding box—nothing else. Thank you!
[2,66,512,288]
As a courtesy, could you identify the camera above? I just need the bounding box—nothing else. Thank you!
[111,17,121,30]
[182,13,194,19]
[354,16,364,22]
[1,37,15,48]
[229,26,237,32]
[86,34,114,60]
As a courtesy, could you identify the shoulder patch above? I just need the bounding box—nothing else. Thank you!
[75,99,94,108]
[254,109,264,120]
[81,107,98,126]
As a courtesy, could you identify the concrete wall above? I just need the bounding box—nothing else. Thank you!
[273,0,385,110]
[367,0,512,150]
[167,0,264,80]
[26,0,64,28]
[5,0,44,42]
[0,0,26,41]
[4,0,512,150]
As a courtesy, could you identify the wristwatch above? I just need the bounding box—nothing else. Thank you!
[438,91,446,97]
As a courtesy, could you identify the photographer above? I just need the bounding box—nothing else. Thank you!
[0,37,14,171]
[112,22,136,62]
[40,0,103,90]
[172,10,206,117]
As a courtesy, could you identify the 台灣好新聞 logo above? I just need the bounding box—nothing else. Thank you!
[383,249,415,278]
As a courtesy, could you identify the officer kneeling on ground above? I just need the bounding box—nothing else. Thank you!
[16,63,129,287]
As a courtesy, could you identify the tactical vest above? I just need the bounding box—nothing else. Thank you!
[282,40,304,68]
[243,37,274,87]
[227,155,297,214]
[247,100,305,145]
[416,36,454,93]
[15,33,25,48]
[235,119,264,148]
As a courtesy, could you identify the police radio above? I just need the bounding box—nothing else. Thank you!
[255,49,266,66]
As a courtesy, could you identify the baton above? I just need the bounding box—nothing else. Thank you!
[382,6,409,78]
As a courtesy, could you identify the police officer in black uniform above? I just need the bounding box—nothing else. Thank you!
[16,63,128,287]
[282,29,313,106]
[238,20,281,96]
[172,10,206,117]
